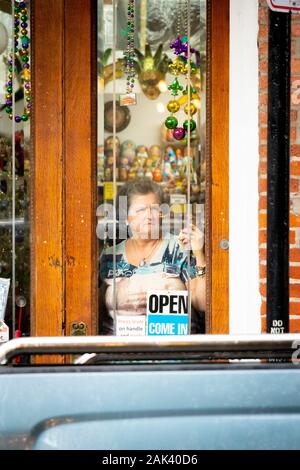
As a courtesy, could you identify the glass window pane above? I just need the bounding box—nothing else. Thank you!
[0,0,31,344]
[97,0,206,337]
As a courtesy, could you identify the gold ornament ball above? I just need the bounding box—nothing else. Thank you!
[184,103,197,116]
[167,100,180,113]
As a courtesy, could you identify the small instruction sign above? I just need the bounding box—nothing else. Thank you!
[119,93,137,107]
[116,315,146,336]
[147,290,189,336]
[104,182,114,201]
[267,0,300,13]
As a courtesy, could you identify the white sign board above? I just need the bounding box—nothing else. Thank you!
[0,278,10,321]
[116,315,146,336]
[267,0,300,13]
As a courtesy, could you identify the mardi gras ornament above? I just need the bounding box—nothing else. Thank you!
[5,0,31,122]
[164,35,200,141]
[134,44,171,100]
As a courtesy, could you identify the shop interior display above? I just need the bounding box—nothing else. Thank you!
[98,0,206,208]
[98,134,203,203]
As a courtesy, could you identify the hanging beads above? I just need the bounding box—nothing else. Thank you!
[164,1,200,141]
[5,0,31,123]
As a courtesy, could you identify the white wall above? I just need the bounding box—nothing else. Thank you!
[229,0,261,334]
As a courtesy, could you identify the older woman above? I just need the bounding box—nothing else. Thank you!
[99,179,205,335]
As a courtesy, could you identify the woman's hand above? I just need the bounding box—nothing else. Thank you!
[178,224,205,264]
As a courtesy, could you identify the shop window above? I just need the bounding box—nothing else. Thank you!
[97,0,206,337]
[0,0,31,342]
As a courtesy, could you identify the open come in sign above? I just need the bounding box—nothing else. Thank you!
[147,290,189,336]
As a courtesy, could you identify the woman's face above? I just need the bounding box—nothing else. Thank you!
[127,192,160,239]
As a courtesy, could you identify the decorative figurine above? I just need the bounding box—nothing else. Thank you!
[104,166,113,182]
[136,145,148,166]
[149,144,161,161]
[105,149,115,168]
[145,168,153,180]
[145,156,154,169]
[119,166,128,182]
[120,139,136,163]
[120,155,129,169]
[128,167,137,181]
[152,166,162,183]
[104,135,120,157]
[97,145,105,184]
[133,44,171,100]
[137,165,145,179]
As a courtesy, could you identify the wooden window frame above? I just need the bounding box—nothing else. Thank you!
[31,0,229,337]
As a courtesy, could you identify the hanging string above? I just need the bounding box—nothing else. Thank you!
[123,0,136,95]
[186,0,192,335]
[140,0,147,52]
[5,0,31,122]
[112,0,117,335]
[177,0,188,37]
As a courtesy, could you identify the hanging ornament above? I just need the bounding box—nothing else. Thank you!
[120,0,136,106]
[167,77,183,96]
[165,115,178,130]
[173,127,186,141]
[167,100,180,113]
[5,0,31,123]
[184,103,197,116]
[183,119,196,132]
[133,43,171,100]
[164,0,200,141]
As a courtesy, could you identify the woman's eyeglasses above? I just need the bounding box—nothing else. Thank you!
[129,205,161,217]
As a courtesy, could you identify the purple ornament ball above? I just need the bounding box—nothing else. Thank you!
[173,127,186,141]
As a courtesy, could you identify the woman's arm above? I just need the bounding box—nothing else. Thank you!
[190,249,206,312]
[179,225,206,312]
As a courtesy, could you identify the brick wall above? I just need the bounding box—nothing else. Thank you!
[258,0,300,332]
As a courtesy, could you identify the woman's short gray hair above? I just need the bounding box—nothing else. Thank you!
[117,179,164,219]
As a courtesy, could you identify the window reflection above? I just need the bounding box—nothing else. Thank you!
[97,0,206,337]
[0,1,31,341]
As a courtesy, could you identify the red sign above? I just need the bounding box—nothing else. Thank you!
[267,0,300,12]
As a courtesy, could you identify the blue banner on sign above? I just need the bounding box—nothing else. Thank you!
[147,314,189,336]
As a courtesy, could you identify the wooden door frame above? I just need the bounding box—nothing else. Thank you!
[206,0,230,333]
[31,0,97,338]
[31,0,229,336]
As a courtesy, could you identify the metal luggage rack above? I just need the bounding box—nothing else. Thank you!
[1,334,300,365]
